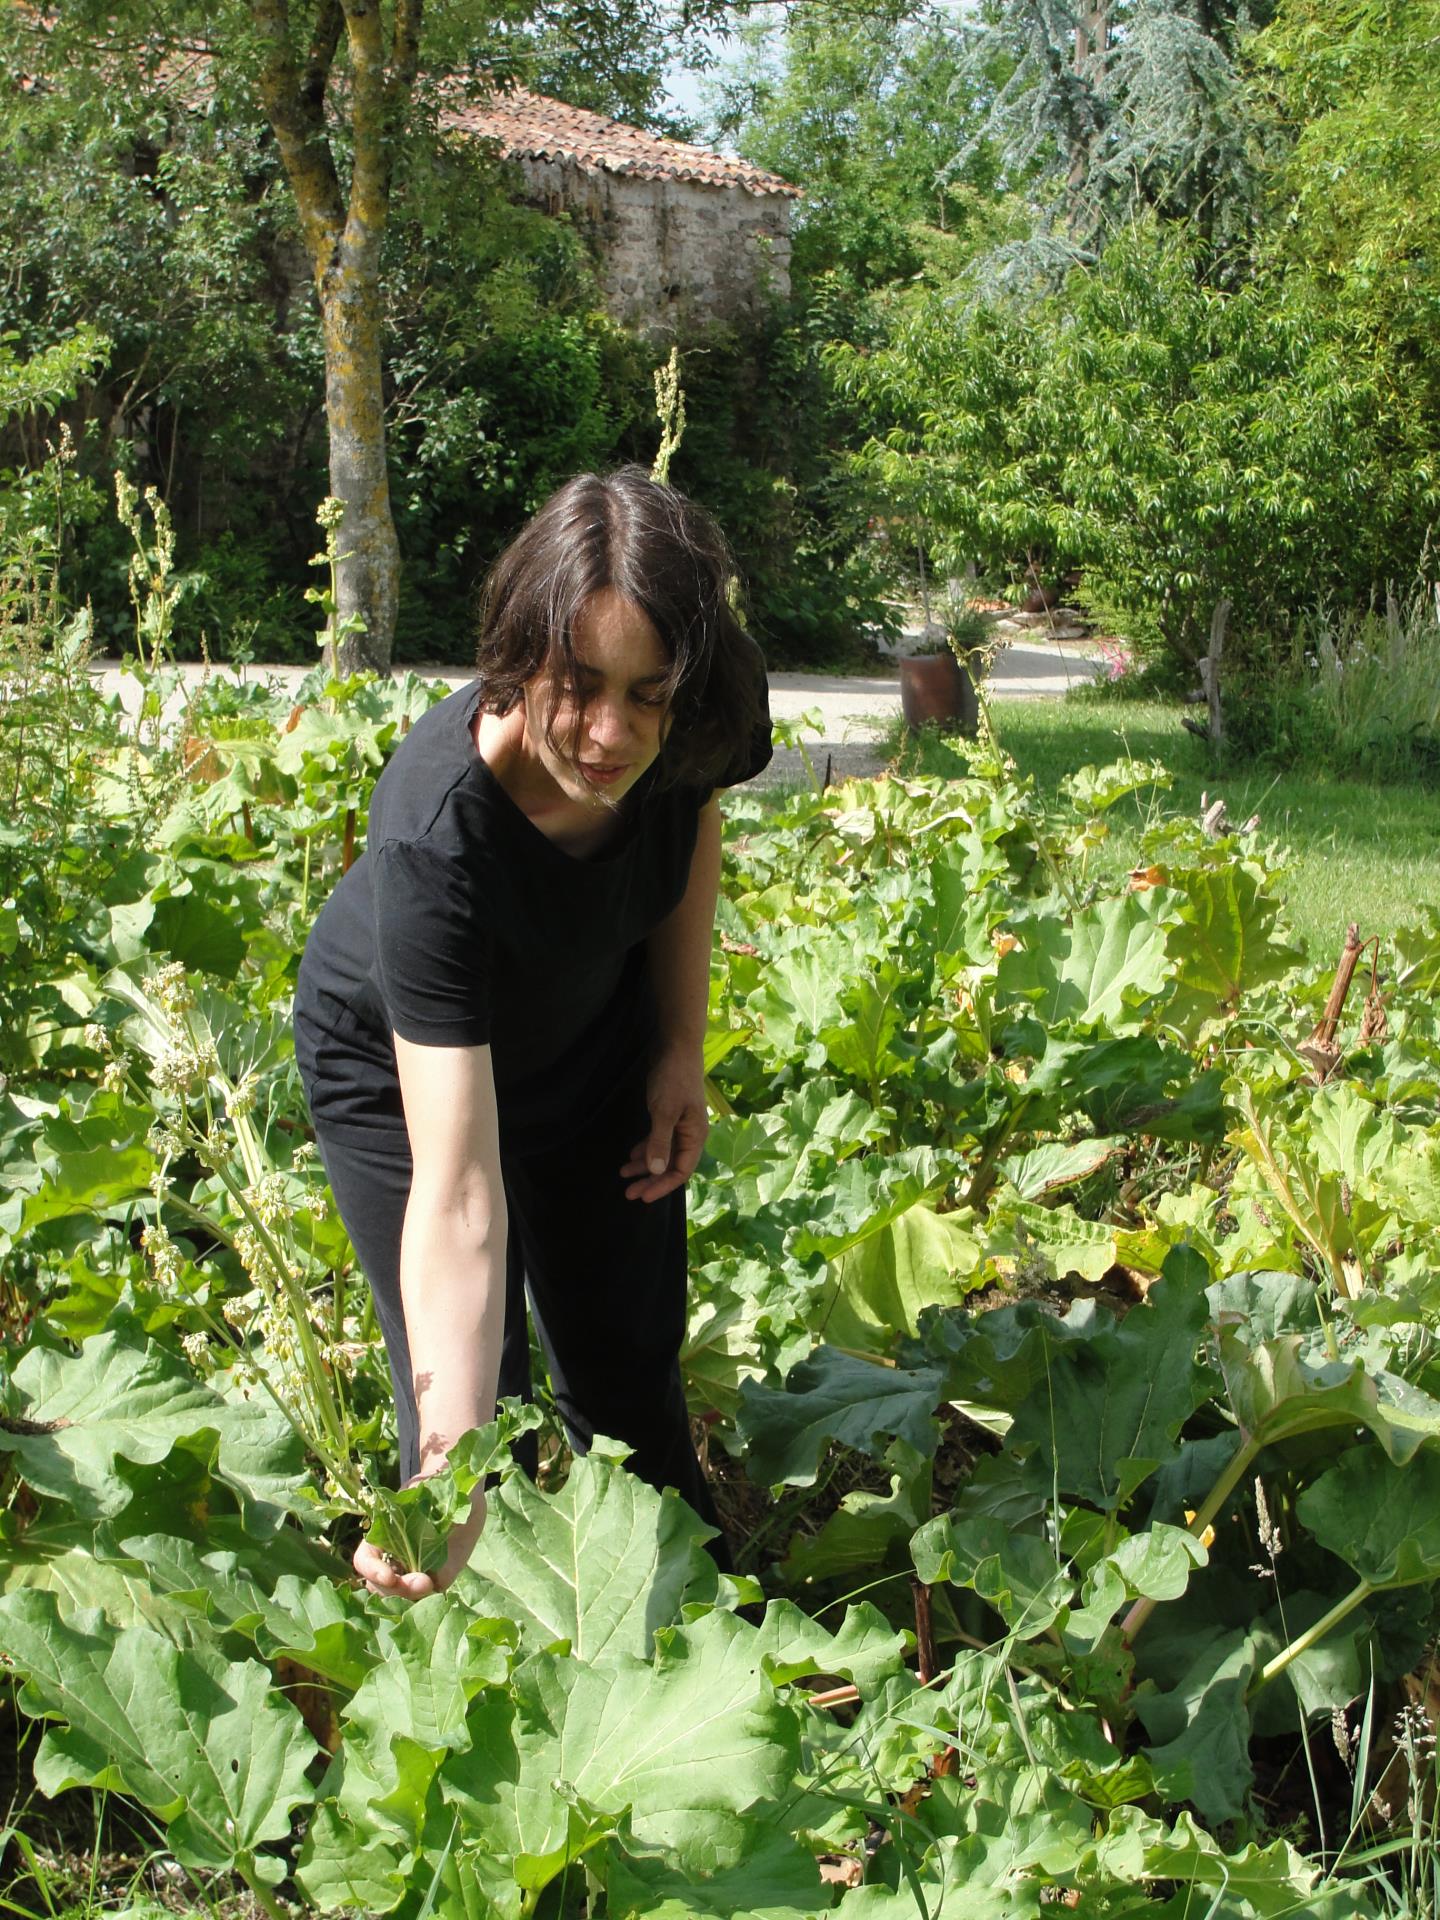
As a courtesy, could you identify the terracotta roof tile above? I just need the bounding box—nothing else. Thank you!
[11,16,798,201]
[439,85,801,199]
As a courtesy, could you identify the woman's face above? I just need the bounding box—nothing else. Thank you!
[522,587,672,809]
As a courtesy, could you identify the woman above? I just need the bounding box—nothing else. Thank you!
[292,467,771,1597]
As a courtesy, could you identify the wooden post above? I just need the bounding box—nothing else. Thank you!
[1198,598,1231,745]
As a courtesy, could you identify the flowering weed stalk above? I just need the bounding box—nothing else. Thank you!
[105,961,367,1508]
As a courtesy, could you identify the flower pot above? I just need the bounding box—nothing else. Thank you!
[898,649,979,735]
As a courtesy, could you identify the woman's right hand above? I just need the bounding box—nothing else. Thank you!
[353,1482,489,1600]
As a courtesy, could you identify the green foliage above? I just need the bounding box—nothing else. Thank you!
[833,223,1438,671]
[1256,0,1440,408]
[656,310,898,667]
[0,1588,321,1883]
[362,1411,543,1577]
[711,4,1008,291]
[10,479,1440,1916]
[1223,592,1440,784]
[0,16,327,651]
[380,129,642,661]
[0,329,109,428]
[0,1323,305,1526]
[948,0,1267,280]
[0,3,886,671]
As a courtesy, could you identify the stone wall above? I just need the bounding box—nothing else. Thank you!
[508,155,792,330]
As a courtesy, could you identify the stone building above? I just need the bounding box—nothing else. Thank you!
[441,87,800,331]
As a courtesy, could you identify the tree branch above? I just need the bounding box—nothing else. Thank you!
[249,0,345,272]
[339,0,391,269]
[390,0,424,106]
[301,0,345,119]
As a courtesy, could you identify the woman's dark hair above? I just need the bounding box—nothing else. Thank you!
[473,466,767,791]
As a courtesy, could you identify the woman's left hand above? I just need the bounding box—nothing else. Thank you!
[621,1046,709,1202]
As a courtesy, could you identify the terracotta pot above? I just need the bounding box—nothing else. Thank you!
[898,649,979,735]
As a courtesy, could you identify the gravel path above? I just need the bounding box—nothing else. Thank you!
[88,637,1101,791]
[747,643,1103,787]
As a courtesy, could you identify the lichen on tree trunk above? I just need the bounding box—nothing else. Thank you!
[250,0,419,676]
[320,260,400,677]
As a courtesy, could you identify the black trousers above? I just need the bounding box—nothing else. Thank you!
[292,1009,724,1547]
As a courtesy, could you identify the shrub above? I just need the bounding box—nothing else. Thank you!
[1227,591,1440,782]
[832,222,1440,680]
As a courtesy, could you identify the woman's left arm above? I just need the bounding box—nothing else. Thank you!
[623,796,722,1203]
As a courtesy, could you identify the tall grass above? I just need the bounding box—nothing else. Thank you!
[1228,589,1440,783]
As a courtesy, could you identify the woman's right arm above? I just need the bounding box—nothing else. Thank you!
[351,1035,508,1598]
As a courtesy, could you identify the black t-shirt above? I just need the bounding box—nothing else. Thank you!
[294,675,770,1152]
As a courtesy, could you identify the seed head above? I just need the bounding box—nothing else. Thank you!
[151,961,194,1019]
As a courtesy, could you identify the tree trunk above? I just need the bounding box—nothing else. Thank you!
[320,267,399,676]
[1199,596,1230,745]
[250,0,411,676]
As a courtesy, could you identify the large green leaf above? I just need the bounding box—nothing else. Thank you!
[365,1414,542,1577]
[17,1105,155,1232]
[819,1202,984,1351]
[924,1253,1215,1510]
[912,1512,1073,1636]
[821,969,908,1086]
[1306,1083,1402,1191]
[1395,909,1440,995]
[995,890,1175,1032]
[439,1612,802,1893]
[1250,1589,1373,1737]
[1297,1446,1440,1588]
[457,1450,719,1661]
[780,1437,932,1586]
[916,857,997,966]
[999,1135,1124,1200]
[0,1588,318,1879]
[1135,1628,1263,1824]
[0,1325,306,1523]
[752,942,850,1056]
[114,1533,375,1689]
[605,1825,824,1919]
[787,1147,945,1262]
[269,702,392,782]
[697,1107,941,1271]
[750,1599,910,1689]
[1021,1034,1226,1144]
[737,1348,946,1487]
[1062,760,1171,815]
[1217,1323,1440,1461]
[914,1764,1098,1879]
[831,1878,1028,1920]
[1064,1526,1209,1652]
[147,890,247,979]
[323,1592,515,1869]
[1165,866,1300,1034]
[682,1259,799,1421]
[1000,1200,1123,1286]
[1016,1266,1216,1510]
[294,1803,412,1916]
[0,1518,208,1639]
[1207,1269,1319,1341]
[1087,1807,1374,1917]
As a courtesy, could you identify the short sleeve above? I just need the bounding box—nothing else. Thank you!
[372,838,493,1048]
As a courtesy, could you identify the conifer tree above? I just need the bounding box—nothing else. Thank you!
[951,0,1270,282]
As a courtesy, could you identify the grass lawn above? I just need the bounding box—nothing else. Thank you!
[894,695,1440,964]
